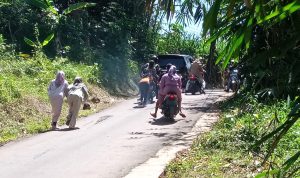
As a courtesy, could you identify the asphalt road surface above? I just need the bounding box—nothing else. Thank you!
[0,89,228,178]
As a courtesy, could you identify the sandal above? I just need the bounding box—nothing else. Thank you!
[150,112,157,118]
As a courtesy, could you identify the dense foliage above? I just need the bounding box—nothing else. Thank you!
[201,1,300,174]
[0,0,158,89]
[162,95,300,178]
[152,0,300,176]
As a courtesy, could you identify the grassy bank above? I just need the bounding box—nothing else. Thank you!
[0,51,122,145]
[161,94,300,178]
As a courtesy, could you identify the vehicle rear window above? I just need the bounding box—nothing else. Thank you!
[158,56,185,70]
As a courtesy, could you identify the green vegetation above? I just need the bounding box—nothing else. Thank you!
[0,36,117,144]
[154,1,300,176]
[162,95,300,178]
[0,0,299,177]
[156,23,209,57]
[0,0,208,145]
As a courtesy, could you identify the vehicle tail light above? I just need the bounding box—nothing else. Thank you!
[169,95,175,101]
[189,75,196,80]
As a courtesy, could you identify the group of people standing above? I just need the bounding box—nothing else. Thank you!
[138,56,186,118]
[138,58,160,106]
[48,71,89,130]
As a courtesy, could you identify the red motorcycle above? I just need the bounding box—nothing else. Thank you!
[185,74,204,95]
[161,92,179,120]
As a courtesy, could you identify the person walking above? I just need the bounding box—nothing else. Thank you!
[48,71,69,130]
[66,77,89,129]
[138,74,150,107]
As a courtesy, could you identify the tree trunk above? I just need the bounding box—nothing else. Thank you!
[206,40,222,88]
[206,40,215,85]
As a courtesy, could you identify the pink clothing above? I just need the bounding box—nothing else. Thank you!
[158,73,182,105]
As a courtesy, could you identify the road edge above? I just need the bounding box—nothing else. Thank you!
[123,90,232,178]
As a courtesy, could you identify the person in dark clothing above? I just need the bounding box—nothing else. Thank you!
[224,60,238,92]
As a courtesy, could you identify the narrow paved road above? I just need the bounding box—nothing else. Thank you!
[0,89,228,178]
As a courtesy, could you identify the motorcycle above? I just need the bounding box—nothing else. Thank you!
[185,75,205,95]
[147,81,158,103]
[161,92,179,120]
[227,68,239,92]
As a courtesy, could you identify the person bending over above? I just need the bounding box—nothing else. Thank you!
[66,77,89,129]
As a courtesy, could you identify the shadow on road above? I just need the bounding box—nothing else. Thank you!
[56,127,80,131]
[184,93,205,96]
[184,106,210,112]
[133,105,145,109]
[39,127,80,133]
[149,117,177,126]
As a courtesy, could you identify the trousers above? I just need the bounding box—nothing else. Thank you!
[67,94,82,128]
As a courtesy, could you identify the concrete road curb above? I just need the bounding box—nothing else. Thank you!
[124,91,232,178]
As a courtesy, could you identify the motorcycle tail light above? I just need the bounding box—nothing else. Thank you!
[169,95,175,100]
[189,75,196,80]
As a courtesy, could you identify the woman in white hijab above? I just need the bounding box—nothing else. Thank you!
[48,71,69,130]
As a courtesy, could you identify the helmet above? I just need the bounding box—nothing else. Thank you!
[166,63,172,71]
[148,60,155,68]
[151,55,158,63]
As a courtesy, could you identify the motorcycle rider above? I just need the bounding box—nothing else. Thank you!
[186,58,205,93]
[141,57,159,82]
[153,56,162,99]
[140,63,149,78]
[224,60,238,92]
[150,65,186,118]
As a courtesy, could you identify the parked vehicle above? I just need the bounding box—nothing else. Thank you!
[161,92,179,120]
[157,54,193,89]
[185,74,205,95]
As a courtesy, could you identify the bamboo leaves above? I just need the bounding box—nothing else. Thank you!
[280,151,300,176]
[244,17,253,50]
[202,0,222,37]
[194,3,202,23]
[203,0,300,67]
[63,2,96,15]
[159,0,176,20]
[257,1,300,24]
